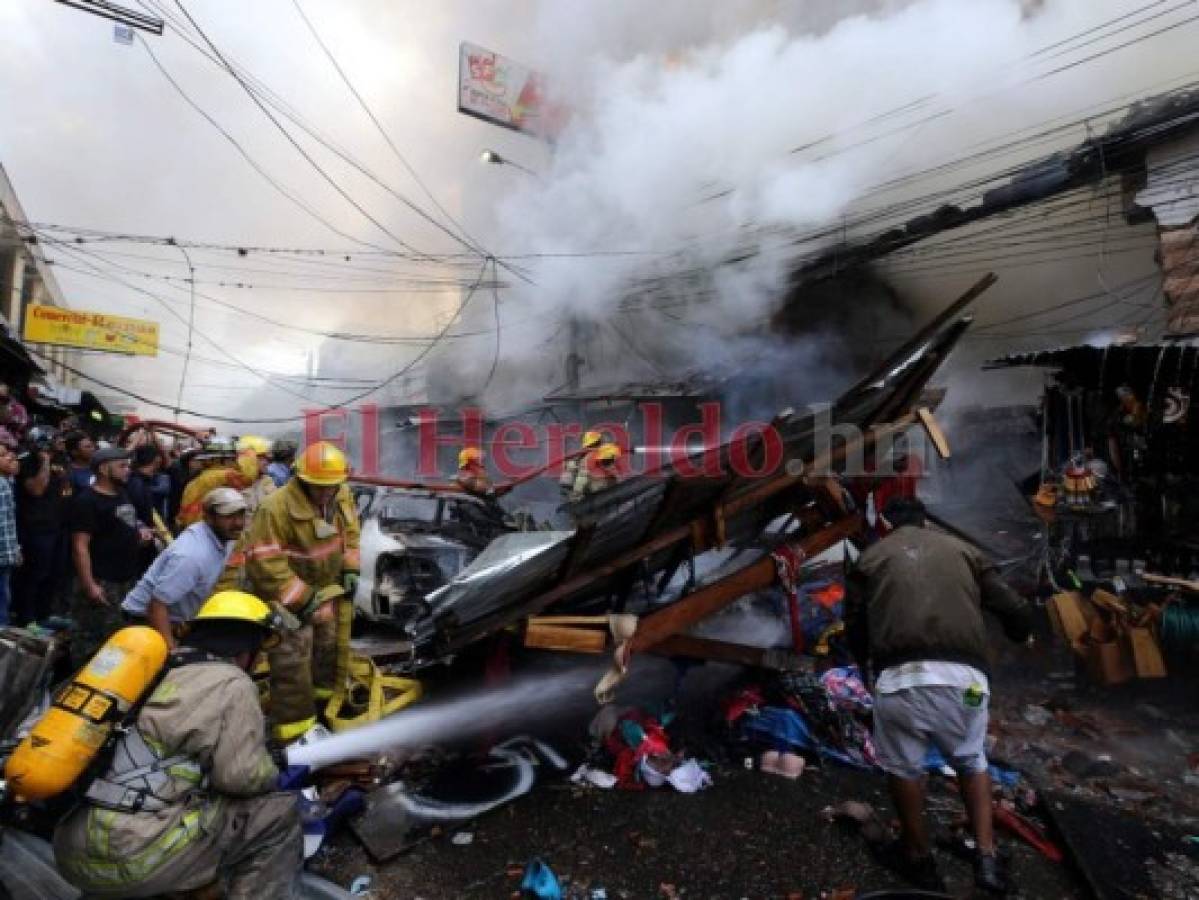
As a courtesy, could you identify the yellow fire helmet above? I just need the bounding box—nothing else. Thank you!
[458,446,483,468]
[582,430,603,449]
[295,441,351,486]
[195,590,277,630]
[236,435,272,456]
[235,449,260,483]
[596,443,621,462]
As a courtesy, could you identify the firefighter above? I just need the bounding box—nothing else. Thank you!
[53,591,302,899]
[176,448,257,530]
[236,434,278,512]
[560,430,602,499]
[455,446,493,496]
[244,441,360,741]
[570,441,622,502]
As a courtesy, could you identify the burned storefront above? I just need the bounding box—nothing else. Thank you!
[989,344,1199,578]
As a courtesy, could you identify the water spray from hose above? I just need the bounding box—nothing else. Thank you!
[286,667,600,770]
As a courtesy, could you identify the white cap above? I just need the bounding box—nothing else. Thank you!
[203,486,248,515]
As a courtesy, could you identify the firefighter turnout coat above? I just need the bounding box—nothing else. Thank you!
[244,478,360,739]
[53,658,301,899]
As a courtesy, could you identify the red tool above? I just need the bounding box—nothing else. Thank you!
[993,803,1063,863]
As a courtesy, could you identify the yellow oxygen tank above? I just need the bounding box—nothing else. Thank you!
[5,626,169,801]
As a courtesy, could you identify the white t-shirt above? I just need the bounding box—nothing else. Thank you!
[876,660,989,695]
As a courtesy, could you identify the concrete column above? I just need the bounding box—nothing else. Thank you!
[3,252,24,331]
[0,250,17,330]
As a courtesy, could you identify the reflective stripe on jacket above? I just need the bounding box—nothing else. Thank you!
[243,479,360,614]
[53,660,279,889]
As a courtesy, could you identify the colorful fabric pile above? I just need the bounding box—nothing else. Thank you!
[729,665,878,769]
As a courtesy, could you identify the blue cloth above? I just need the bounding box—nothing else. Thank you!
[121,522,231,622]
[521,859,562,900]
[266,461,292,488]
[0,478,19,567]
[150,472,171,520]
[921,745,1020,787]
[741,706,872,769]
[277,764,311,790]
[67,465,93,495]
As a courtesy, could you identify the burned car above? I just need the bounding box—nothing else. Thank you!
[351,484,514,628]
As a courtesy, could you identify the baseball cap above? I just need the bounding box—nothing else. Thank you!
[91,447,132,469]
[203,486,248,515]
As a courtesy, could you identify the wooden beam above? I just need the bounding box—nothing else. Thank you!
[916,407,951,459]
[630,514,862,652]
[515,416,912,621]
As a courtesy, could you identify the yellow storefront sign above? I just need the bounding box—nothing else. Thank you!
[23,304,158,357]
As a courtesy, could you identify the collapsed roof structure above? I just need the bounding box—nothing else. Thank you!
[389,276,993,672]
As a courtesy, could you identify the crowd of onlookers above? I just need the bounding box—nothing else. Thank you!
[0,380,298,648]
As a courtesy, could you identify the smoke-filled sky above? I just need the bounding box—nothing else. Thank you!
[0,0,1195,429]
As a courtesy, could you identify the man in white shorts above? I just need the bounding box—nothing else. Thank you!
[846,497,1032,894]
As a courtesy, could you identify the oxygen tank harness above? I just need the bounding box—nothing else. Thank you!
[5,627,218,809]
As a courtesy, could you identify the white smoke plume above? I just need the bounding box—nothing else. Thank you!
[0,0,1192,429]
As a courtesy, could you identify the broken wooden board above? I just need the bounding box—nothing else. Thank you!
[1047,592,1092,654]
[629,515,861,653]
[525,617,609,654]
[1086,640,1135,686]
[1127,626,1168,679]
[1091,589,1131,619]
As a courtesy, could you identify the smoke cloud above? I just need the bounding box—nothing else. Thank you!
[0,0,1192,433]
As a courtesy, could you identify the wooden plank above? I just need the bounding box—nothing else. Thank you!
[1127,627,1167,679]
[1046,592,1092,654]
[1141,572,1199,592]
[630,515,862,652]
[1091,589,1130,619]
[1086,640,1134,686]
[524,622,608,654]
[525,417,912,619]
[916,406,951,459]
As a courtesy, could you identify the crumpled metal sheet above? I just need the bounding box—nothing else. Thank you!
[422,531,575,647]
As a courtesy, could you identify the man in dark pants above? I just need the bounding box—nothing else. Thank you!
[12,445,69,624]
[845,497,1032,894]
[68,447,152,669]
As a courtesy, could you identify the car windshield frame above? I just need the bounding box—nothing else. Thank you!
[375,492,442,526]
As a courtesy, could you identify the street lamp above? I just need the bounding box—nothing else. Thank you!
[479,149,541,180]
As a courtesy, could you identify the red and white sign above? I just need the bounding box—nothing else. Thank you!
[458,42,565,141]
